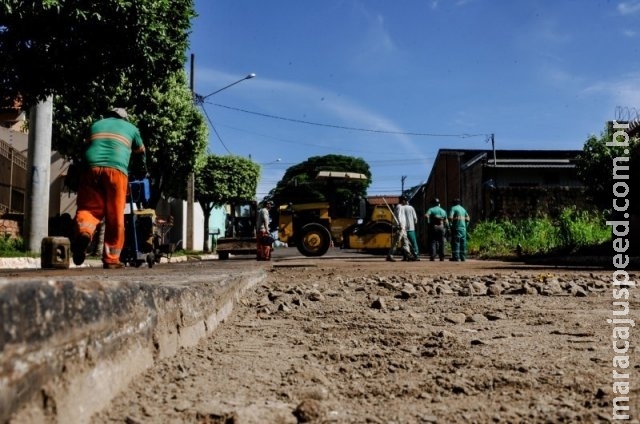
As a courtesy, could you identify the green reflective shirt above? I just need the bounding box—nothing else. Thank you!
[426,206,448,226]
[448,204,470,230]
[84,117,145,175]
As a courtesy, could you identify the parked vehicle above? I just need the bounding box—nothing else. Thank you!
[216,201,257,260]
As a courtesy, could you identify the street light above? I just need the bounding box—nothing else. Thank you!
[186,65,256,250]
[262,158,282,165]
[195,73,256,104]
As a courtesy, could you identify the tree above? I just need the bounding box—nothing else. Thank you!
[576,123,639,214]
[1,0,201,252]
[0,1,208,208]
[195,155,260,252]
[140,72,209,205]
[0,0,194,110]
[270,154,372,207]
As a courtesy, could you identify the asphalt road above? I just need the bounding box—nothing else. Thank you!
[0,245,614,284]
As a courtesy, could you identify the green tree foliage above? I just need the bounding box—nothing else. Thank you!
[0,0,194,109]
[270,154,372,206]
[0,2,208,208]
[195,155,260,251]
[136,71,209,204]
[576,123,639,214]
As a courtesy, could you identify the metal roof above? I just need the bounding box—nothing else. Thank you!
[490,164,576,169]
[315,170,367,180]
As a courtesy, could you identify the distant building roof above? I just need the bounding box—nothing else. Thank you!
[316,170,367,180]
[367,195,400,206]
[436,148,582,171]
[0,96,25,125]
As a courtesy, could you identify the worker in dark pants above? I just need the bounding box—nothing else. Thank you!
[448,198,470,261]
[425,198,448,261]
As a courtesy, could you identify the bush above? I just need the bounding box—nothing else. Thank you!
[0,235,27,257]
[557,206,610,249]
[467,221,511,257]
[468,208,610,258]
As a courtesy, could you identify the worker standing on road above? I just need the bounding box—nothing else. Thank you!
[425,198,449,261]
[386,196,415,262]
[448,198,470,261]
[256,200,274,261]
[71,108,146,269]
[402,195,420,260]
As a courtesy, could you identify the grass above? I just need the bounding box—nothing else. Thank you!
[467,207,611,258]
[0,235,206,258]
[0,235,35,257]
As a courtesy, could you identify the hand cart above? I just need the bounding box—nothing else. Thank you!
[120,178,156,268]
[151,215,179,263]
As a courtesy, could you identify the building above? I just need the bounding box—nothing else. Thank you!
[413,148,586,252]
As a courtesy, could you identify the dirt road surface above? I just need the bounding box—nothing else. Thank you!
[92,255,638,423]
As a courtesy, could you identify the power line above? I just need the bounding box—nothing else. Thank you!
[199,105,232,154]
[207,102,488,138]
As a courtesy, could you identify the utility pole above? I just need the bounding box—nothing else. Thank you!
[187,61,255,251]
[186,54,195,251]
[491,133,496,166]
[401,175,407,193]
[24,96,53,253]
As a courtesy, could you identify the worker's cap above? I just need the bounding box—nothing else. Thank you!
[453,198,461,204]
[400,194,409,201]
[110,107,129,120]
[433,198,440,204]
[265,200,274,206]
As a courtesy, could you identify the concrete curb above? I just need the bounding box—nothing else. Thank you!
[0,266,264,423]
[0,254,218,270]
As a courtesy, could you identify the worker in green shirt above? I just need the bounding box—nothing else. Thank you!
[425,198,448,261]
[448,198,470,261]
[72,108,146,269]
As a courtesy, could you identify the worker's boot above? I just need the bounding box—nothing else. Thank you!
[386,255,396,262]
[71,233,91,266]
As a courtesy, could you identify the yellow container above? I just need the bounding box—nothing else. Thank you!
[41,237,71,269]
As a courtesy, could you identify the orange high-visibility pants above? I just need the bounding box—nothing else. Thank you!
[74,167,128,265]
[256,230,272,260]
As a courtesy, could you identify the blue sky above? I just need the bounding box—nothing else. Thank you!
[188,0,640,200]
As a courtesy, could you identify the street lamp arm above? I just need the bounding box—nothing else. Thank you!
[199,73,256,101]
[262,158,282,165]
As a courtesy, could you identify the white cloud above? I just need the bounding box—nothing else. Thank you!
[431,0,474,9]
[363,13,396,54]
[535,19,572,44]
[618,1,640,15]
[623,29,637,37]
[540,64,582,85]
[353,6,397,57]
[583,73,640,110]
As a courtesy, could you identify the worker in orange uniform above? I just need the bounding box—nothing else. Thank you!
[71,108,146,269]
[256,200,274,260]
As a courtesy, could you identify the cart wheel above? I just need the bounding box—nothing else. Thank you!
[134,260,143,268]
[147,253,155,268]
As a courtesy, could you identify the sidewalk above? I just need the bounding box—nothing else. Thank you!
[0,252,218,270]
[0,254,266,423]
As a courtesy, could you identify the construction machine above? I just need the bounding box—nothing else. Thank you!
[276,171,397,257]
[216,201,258,260]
